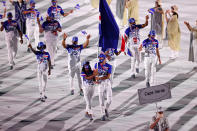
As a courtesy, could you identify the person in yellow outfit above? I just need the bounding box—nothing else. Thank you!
[91,0,112,9]
[126,0,139,24]
[165,5,181,59]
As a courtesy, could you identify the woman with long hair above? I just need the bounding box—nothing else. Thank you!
[81,61,97,120]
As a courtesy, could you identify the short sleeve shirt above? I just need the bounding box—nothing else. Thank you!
[94,62,112,79]
[26,8,39,19]
[3,20,20,32]
[66,45,83,66]
[142,38,159,56]
[47,5,64,21]
[42,20,61,32]
[81,71,94,85]
[35,51,50,64]
[125,24,143,39]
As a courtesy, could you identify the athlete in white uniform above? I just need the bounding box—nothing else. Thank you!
[104,48,121,87]
[0,12,23,70]
[139,30,161,87]
[38,14,62,69]
[28,42,51,102]
[23,0,40,49]
[124,16,149,78]
[94,54,112,121]
[62,33,91,96]
[81,61,97,121]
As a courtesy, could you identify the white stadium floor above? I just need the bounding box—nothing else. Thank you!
[0,0,197,131]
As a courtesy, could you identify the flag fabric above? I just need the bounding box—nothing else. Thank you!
[127,48,132,57]
[74,4,80,10]
[99,0,119,52]
[121,35,125,52]
[81,30,87,35]
[25,34,29,41]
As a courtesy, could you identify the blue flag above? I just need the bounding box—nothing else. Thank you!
[99,0,119,52]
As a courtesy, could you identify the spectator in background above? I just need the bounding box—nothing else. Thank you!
[148,1,164,48]
[166,5,181,59]
[126,0,139,24]
[184,20,197,63]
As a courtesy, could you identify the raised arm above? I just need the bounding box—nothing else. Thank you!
[28,43,37,55]
[2,8,6,18]
[83,34,91,48]
[63,9,73,17]
[165,10,171,23]
[184,21,197,32]
[62,33,68,48]
[141,15,149,28]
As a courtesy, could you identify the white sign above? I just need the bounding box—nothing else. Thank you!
[138,84,171,105]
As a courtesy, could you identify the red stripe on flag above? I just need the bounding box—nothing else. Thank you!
[121,35,125,52]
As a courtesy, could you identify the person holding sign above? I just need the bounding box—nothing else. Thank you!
[150,107,169,131]
[28,42,51,102]
[0,12,23,70]
[124,16,149,78]
[139,30,161,87]
[23,0,40,50]
[94,54,112,121]
[62,33,91,96]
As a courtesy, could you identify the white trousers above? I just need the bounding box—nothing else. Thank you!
[26,23,39,47]
[98,79,112,115]
[130,46,140,75]
[144,56,157,85]
[37,66,48,98]
[45,32,58,65]
[69,64,82,90]
[5,32,18,66]
[83,82,95,114]
[108,60,116,87]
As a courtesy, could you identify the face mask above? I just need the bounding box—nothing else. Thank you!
[52,2,57,6]
[31,6,35,9]
[8,17,12,20]
[151,36,155,39]
[99,59,104,63]
[84,65,89,69]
